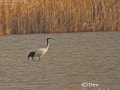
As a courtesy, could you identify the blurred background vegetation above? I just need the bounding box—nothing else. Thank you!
[0,0,119,35]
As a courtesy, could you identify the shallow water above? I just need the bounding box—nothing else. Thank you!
[0,32,120,90]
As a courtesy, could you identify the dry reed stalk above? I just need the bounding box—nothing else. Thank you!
[0,0,119,35]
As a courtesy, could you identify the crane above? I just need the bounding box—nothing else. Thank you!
[28,37,53,61]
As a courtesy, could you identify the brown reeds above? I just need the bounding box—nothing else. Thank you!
[0,0,119,35]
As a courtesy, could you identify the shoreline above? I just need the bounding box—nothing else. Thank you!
[0,31,119,36]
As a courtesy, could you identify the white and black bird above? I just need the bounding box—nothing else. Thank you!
[28,37,53,61]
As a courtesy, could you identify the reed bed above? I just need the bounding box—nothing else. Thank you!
[0,0,119,35]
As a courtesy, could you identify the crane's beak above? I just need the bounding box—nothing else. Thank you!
[48,38,54,40]
[50,38,54,40]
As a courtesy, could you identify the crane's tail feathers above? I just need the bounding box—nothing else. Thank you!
[28,52,35,60]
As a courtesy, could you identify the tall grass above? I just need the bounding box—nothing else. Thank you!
[0,0,119,35]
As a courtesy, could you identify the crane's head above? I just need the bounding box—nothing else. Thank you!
[47,37,54,40]
[47,37,54,45]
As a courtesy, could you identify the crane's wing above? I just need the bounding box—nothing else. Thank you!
[34,48,47,57]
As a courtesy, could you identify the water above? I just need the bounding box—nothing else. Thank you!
[0,32,120,90]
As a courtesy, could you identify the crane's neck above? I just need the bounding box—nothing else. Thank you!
[46,39,49,49]
[46,43,49,50]
[47,39,49,46]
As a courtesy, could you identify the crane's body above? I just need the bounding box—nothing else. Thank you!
[28,38,53,61]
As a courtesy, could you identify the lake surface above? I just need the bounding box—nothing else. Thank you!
[0,32,120,90]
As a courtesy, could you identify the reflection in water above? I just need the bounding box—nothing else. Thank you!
[0,32,120,90]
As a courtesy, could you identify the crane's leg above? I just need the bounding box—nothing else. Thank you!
[39,57,40,61]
